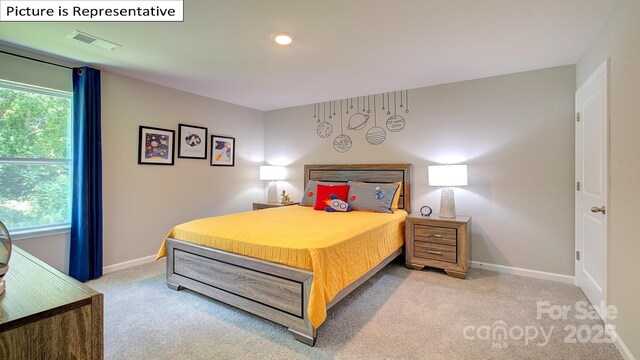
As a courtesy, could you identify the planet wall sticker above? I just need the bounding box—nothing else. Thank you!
[366,126,386,145]
[348,113,369,130]
[386,115,405,132]
[366,94,387,145]
[332,100,352,153]
[386,91,407,132]
[316,102,334,138]
[333,134,352,153]
[317,121,333,138]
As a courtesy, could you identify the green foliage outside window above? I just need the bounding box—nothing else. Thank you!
[0,85,72,230]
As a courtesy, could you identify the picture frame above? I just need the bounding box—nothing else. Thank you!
[178,124,208,159]
[138,126,175,165]
[210,135,235,167]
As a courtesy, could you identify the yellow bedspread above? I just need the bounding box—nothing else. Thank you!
[156,205,406,328]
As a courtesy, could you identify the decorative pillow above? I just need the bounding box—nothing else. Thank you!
[390,181,403,210]
[299,180,346,207]
[354,180,403,210]
[314,184,350,210]
[346,180,399,214]
[324,194,352,212]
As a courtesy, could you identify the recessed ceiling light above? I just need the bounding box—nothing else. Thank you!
[274,34,293,46]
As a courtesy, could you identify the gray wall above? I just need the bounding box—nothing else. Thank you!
[0,49,579,279]
[576,0,640,357]
[0,47,266,271]
[101,72,265,266]
[265,66,576,276]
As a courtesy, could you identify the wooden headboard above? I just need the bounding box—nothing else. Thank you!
[304,164,413,213]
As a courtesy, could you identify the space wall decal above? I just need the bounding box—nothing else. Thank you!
[366,95,386,145]
[333,98,352,153]
[316,101,333,138]
[313,90,410,153]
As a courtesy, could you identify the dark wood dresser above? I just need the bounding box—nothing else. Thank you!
[0,246,103,359]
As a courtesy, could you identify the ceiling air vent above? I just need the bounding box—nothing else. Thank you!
[68,30,121,50]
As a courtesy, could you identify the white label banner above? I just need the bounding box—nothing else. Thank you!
[1,1,184,22]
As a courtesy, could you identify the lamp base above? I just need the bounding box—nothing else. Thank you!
[267,181,278,203]
[440,188,456,218]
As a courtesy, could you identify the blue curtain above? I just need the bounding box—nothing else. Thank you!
[69,67,103,282]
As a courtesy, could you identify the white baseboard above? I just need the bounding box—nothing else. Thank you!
[612,327,636,360]
[470,261,575,284]
[103,254,157,274]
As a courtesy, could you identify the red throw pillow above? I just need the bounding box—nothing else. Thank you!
[314,184,350,210]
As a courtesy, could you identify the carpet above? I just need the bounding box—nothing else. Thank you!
[88,260,622,359]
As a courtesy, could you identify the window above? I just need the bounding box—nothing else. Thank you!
[0,80,72,235]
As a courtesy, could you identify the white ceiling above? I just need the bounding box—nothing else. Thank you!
[0,0,619,111]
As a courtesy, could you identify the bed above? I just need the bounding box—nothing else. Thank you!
[159,163,412,346]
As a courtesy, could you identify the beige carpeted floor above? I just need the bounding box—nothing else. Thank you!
[89,260,622,359]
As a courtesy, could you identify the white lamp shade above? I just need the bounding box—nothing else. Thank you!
[260,166,286,181]
[428,165,468,186]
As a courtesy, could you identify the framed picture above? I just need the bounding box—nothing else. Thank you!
[178,124,208,159]
[210,135,235,167]
[138,126,175,165]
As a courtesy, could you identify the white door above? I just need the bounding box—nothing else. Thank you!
[575,59,608,318]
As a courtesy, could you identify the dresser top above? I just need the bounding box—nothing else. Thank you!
[0,246,100,331]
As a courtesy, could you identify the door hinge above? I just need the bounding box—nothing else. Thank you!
[576,112,580,122]
[577,181,581,191]
[576,251,581,261]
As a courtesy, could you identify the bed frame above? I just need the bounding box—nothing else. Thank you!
[165,163,412,346]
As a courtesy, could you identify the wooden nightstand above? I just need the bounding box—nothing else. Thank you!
[252,202,299,210]
[405,213,471,279]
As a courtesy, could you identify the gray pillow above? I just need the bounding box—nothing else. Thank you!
[346,180,399,214]
[299,180,346,206]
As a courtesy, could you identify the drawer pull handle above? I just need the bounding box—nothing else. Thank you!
[427,250,443,255]
[430,234,443,238]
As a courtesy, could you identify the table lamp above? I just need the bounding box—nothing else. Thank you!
[428,165,467,218]
[260,165,286,203]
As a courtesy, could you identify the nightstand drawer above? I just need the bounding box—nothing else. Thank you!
[414,225,457,246]
[414,242,457,263]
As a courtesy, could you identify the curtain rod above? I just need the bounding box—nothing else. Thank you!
[0,49,74,70]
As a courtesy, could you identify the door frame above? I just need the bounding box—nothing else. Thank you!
[574,58,609,318]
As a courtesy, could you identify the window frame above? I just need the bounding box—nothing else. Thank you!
[0,79,73,239]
